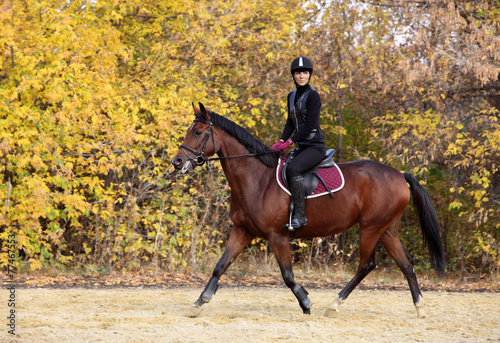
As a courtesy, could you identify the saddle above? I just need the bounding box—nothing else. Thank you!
[281,149,337,197]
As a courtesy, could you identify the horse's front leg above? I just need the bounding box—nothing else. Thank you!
[269,232,312,314]
[189,226,255,316]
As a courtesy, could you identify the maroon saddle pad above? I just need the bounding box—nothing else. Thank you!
[276,157,345,198]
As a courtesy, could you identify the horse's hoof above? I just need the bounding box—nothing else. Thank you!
[303,298,312,309]
[186,305,203,318]
[416,308,426,319]
[324,308,340,318]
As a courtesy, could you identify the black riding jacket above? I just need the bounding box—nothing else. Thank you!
[280,84,326,150]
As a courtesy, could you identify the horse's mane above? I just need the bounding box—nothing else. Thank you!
[199,112,279,168]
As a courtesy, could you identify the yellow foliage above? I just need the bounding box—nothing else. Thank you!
[2,0,497,275]
[0,0,304,270]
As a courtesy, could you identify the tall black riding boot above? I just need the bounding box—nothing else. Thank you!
[285,176,308,231]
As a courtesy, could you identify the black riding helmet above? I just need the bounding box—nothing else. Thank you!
[290,56,313,75]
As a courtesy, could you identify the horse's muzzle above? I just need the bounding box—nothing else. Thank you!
[171,156,193,174]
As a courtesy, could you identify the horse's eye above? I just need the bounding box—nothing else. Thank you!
[194,130,203,136]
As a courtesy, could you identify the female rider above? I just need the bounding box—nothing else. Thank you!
[271,57,326,230]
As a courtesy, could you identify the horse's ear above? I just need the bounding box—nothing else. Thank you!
[198,102,211,121]
[192,102,201,116]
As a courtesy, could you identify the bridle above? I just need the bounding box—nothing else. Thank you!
[178,117,278,167]
[178,118,215,167]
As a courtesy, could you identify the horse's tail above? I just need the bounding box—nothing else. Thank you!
[404,173,446,277]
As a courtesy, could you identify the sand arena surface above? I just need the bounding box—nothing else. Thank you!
[2,286,499,343]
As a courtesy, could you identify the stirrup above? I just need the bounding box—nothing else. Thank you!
[285,211,296,231]
[284,215,307,231]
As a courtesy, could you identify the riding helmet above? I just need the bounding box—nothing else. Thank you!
[290,57,313,74]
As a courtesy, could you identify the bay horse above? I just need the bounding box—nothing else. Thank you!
[171,103,445,318]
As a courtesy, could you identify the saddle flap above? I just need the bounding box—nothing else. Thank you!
[302,174,320,196]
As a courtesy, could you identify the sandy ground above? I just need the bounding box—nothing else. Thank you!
[2,286,499,343]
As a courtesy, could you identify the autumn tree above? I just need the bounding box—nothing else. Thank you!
[301,0,500,273]
[372,0,500,274]
[1,0,498,276]
[0,0,305,271]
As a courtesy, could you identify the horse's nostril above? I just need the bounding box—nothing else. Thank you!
[172,158,182,167]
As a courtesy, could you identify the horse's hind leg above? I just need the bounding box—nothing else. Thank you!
[379,224,425,318]
[269,232,312,314]
[189,226,255,317]
[325,227,379,317]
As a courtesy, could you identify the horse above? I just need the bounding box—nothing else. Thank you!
[171,102,445,318]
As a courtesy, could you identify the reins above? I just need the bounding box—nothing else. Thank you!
[207,151,278,162]
[178,118,279,167]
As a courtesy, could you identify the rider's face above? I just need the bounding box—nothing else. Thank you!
[293,71,310,86]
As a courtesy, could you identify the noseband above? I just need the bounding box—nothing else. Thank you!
[179,118,215,167]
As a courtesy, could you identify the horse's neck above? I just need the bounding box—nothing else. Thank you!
[217,131,273,194]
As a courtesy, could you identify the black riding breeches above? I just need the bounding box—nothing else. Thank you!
[286,146,326,179]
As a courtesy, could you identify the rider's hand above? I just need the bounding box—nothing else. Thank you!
[270,140,284,151]
[280,139,293,152]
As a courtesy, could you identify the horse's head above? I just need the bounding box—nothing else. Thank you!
[171,102,221,173]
